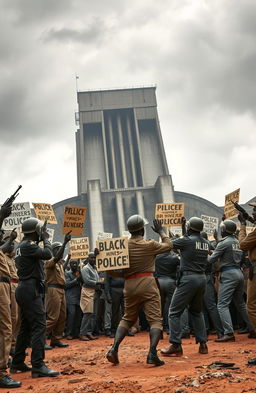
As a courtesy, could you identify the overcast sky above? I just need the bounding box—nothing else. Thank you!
[0,0,255,208]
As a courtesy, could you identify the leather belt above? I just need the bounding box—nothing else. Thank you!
[47,283,65,289]
[0,277,10,283]
[126,272,153,280]
[182,271,205,276]
[10,279,19,283]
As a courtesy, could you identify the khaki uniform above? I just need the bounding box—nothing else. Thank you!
[119,235,171,331]
[0,250,12,378]
[45,259,66,343]
[239,225,256,330]
[5,255,19,351]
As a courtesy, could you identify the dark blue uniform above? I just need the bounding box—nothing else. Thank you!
[12,237,52,368]
[168,233,209,344]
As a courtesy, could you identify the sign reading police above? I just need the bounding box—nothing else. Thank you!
[62,205,87,236]
[155,203,185,227]
[69,237,89,259]
[201,214,219,235]
[1,202,31,230]
[97,232,113,241]
[32,203,57,224]
[224,189,240,219]
[96,237,130,272]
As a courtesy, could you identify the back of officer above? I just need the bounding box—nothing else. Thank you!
[161,217,209,357]
[11,218,59,378]
[209,219,255,342]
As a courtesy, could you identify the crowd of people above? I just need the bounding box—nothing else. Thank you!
[0,195,255,389]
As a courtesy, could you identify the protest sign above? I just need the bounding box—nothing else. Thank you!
[1,202,31,230]
[96,237,129,272]
[224,189,240,219]
[69,237,89,259]
[97,232,113,241]
[169,227,182,237]
[201,214,219,235]
[62,205,87,236]
[155,203,185,227]
[122,231,131,239]
[32,203,57,224]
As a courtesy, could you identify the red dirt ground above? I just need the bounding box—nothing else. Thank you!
[8,332,256,393]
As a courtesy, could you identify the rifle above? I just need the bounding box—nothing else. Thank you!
[3,185,22,206]
[231,200,255,224]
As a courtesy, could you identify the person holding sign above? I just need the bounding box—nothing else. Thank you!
[45,232,72,349]
[106,215,172,367]
[12,218,59,379]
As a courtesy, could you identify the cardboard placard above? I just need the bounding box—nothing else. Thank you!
[122,230,131,239]
[224,189,240,219]
[97,232,113,241]
[62,205,87,236]
[201,215,219,235]
[1,202,31,230]
[69,237,89,259]
[32,203,57,224]
[96,237,129,272]
[155,203,185,227]
[169,227,182,237]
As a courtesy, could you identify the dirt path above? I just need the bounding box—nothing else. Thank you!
[8,332,256,393]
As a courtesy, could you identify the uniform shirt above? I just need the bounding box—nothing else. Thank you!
[172,233,209,273]
[45,259,65,285]
[0,250,11,278]
[239,225,256,262]
[15,237,52,281]
[5,254,18,280]
[208,235,242,268]
[155,252,180,279]
[123,235,172,278]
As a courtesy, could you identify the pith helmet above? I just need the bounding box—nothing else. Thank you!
[21,218,43,235]
[187,217,204,232]
[127,214,148,233]
[220,220,237,234]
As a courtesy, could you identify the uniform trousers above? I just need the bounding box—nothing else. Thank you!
[217,269,253,335]
[169,274,207,344]
[46,287,66,342]
[203,274,223,336]
[13,280,46,368]
[0,282,12,378]
[97,290,112,332]
[10,282,19,351]
[119,276,162,331]
[157,277,176,330]
[247,266,256,330]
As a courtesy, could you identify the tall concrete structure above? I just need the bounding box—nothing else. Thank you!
[52,86,225,247]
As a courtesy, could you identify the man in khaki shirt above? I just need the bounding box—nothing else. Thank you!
[0,230,21,388]
[45,232,71,349]
[238,202,256,335]
[106,216,172,367]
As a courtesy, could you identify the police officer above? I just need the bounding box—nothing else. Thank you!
[106,216,171,367]
[11,218,59,378]
[161,217,209,357]
[238,202,256,337]
[0,230,21,388]
[45,233,71,349]
[209,219,254,342]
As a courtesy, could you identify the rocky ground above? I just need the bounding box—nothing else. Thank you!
[8,332,256,393]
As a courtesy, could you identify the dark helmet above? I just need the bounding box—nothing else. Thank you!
[127,214,148,233]
[21,217,43,235]
[187,217,204,232]
[51,242,62,251]
[220,220,237,234]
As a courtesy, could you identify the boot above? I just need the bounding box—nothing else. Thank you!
[106,326,128,365]
[199,342,208,354]
[146,328,164,366]
[161,343,183,356]
[215,333,235,342]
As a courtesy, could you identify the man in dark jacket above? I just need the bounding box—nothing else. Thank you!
[65,260,82,339]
